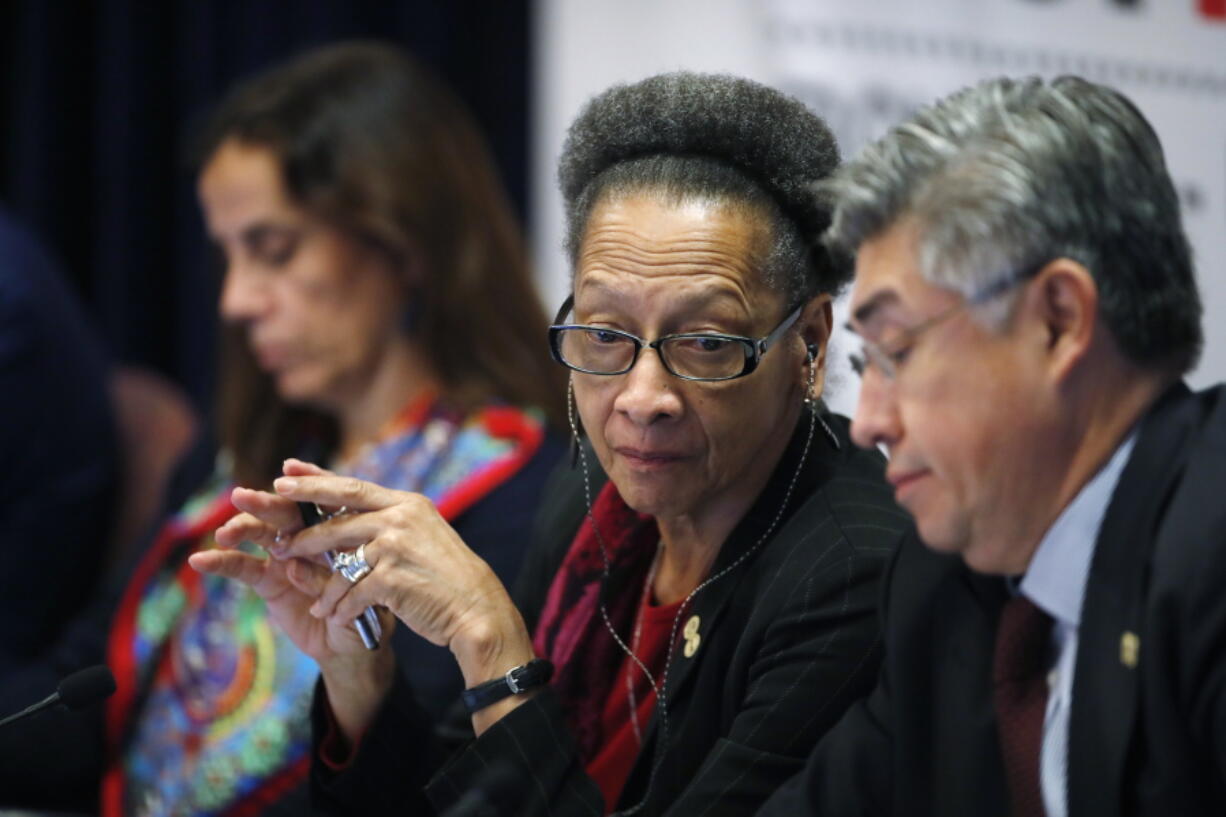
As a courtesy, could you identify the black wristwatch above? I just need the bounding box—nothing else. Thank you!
[461,658,554,714]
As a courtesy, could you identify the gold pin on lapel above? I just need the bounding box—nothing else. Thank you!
[1120,631,1140,668]
[682,614,702,658]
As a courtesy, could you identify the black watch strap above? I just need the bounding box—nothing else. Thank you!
[461,658,554,714]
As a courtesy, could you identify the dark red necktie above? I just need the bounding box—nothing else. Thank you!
[993,595,1053,817]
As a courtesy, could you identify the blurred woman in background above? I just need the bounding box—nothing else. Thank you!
[0,41,564,816]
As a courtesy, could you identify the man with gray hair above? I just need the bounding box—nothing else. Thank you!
[758,75,1224,816]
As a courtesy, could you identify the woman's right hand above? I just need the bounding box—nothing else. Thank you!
[189,459,395,742]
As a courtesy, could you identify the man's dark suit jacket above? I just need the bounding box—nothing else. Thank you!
[759,383,1226,816]
[313,414,910,816]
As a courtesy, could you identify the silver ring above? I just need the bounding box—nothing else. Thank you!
[333,543,372,584]
[323,505,350,521]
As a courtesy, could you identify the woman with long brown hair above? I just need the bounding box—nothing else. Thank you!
[0,41,564,817]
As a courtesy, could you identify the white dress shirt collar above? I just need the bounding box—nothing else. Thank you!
[1020,433,1137,627]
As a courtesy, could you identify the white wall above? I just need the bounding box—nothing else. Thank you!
[533,0,1226,418]
[533,0,773,307]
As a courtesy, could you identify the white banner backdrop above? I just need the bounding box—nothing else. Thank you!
[534,0,1226,416]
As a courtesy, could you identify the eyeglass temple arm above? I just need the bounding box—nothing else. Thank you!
[757,305,803,354]
[551,293,575,325]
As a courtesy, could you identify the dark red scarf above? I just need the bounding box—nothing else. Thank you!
[532,481,660,761]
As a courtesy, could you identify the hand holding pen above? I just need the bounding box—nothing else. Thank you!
[194,466,398,746]
[191,473,391,666]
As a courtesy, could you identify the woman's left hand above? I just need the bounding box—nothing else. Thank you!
[262,464,539,727]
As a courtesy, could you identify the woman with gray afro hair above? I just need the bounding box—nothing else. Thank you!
[232,71,904,817]
[559,71,848,306]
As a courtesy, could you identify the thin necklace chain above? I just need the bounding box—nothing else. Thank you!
[566,356,819,815]
[625,540,662,747]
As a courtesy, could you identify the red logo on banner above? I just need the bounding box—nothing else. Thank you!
[1201,0,1226,20]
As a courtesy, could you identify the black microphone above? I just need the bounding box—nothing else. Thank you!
[0,665,116,729]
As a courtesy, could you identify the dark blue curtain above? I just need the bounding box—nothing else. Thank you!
[0,0,531,412]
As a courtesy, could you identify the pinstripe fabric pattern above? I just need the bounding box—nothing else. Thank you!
[313,413,908,816]
[437,415,905,815]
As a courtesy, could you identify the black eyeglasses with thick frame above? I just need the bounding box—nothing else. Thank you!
[548,294,802,382]
[846,265,1039,380]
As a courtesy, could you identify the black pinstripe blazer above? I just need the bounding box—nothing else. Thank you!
[758,383,1226,817]
[312,413,908,816]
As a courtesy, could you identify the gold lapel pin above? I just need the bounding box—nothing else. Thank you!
[1120,631,1140,668]
[682,614,701,658]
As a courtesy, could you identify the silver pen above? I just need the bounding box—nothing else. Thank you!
[298,502,382,649]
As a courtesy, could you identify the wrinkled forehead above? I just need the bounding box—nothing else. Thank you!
[574,275,762,323]
[573,193,782,314]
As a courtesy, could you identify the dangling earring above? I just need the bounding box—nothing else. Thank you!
[806,343,840,450]
[567,376,582,467]
[804,344,819,408]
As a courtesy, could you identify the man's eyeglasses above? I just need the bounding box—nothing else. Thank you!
[548,294,801,382]
[847,266,1038,380]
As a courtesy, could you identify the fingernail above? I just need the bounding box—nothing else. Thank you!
[274,477,298,493]
[309,602,323,618]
